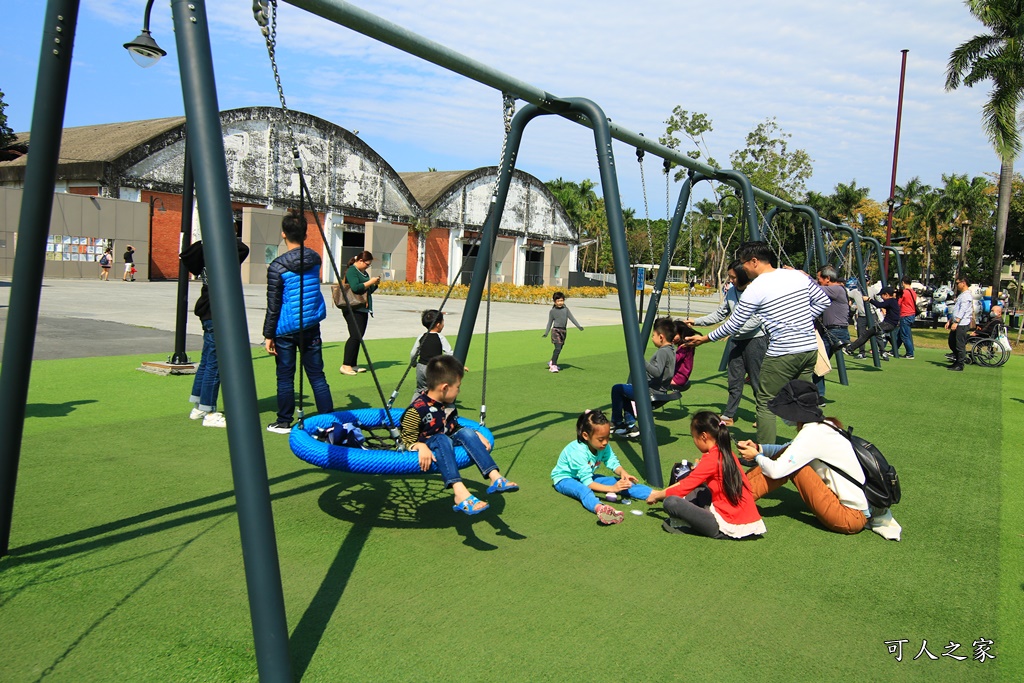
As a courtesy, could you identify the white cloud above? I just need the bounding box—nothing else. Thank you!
[2,0,1011,213]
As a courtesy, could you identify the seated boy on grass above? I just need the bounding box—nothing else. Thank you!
[609,317,677,437]
[399,355,518,515]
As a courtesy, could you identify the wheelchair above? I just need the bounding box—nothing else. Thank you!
[965,322,1011,367]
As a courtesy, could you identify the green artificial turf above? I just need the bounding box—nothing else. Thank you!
[1,325,1020,682]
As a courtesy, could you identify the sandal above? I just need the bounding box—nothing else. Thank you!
[486,477,519,494]
[339,367,358,376]
[453,495,489,515]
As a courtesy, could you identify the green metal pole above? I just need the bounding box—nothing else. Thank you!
[837,227,882,367]
[883,245,904,282]
[566,98,662,486]
[861,235,889,288]
[792,205,828,271]
[0,0,80,558]
[453,105,549,361]
[454,101,662,485]
[171,2,292,680]
[639,176,692,350]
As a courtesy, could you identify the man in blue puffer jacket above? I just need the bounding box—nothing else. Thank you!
[263,209,334,433]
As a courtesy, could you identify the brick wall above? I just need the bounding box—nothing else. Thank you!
[425,227,449,284]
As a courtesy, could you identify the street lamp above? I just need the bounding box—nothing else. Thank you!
[123,0,166,68]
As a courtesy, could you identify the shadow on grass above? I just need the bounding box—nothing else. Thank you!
[32,517,230,682]
[292,477,525,678]
[25,399,97,418]
[7,469,333,564]
[486,409,578,479]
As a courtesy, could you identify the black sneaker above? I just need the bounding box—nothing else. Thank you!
[947,365,964,372]
[266,421,292,434]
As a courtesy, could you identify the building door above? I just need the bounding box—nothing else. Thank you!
[525,250,544,286]
[337,229,366,280]
[460,244,479,285]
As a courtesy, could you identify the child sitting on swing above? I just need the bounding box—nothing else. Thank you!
[400,355,518,515]
[670,318,697,390]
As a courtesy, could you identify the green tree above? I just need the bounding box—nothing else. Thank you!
[938,173,995,276]
[946,0,1024,299]
[730,117,814,204]
[894,177,935,279]
[933,228,959,285]
[658,108,719,182]
[0,90,17,150]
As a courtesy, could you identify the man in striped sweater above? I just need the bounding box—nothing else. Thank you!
[684,241,830,444]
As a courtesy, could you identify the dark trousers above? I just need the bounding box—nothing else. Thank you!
[342,310,369,367]
[723,335,767,419]
[948,325,968,366]
[847,321,894,354]
[664,488,728,539]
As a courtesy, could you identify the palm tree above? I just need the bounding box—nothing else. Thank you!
[939,173,995,276]
[894,177,933,277]
[917,190,944,283]
[946,0,1024,297]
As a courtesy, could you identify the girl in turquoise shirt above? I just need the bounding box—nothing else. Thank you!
[551,409,652,525]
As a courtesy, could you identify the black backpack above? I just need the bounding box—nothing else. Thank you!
[824,422,901,509]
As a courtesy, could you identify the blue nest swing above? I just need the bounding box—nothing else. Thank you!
[290,408,494,475]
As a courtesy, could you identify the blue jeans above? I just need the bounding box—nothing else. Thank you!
[189,319,220,412]
[426,428,498,488]
[274,324,333,424]
[610,383,636,426]
[554,476,653,513]
[896,315,915,356]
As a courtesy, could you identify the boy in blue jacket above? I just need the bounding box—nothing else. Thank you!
[263,210,334,433]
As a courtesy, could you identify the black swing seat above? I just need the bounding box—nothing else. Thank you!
[650,389,682,409]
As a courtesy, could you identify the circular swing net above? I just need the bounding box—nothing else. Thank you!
[255,0,509,475]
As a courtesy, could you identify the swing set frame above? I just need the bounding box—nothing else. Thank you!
[1,1,891,678]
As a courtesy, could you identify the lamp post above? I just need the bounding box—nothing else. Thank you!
[127,7,190,367]
[123,0,165,68]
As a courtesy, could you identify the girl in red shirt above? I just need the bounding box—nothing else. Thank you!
[646,411,766,539]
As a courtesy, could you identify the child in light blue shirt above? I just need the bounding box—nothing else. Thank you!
[551,409,652,525]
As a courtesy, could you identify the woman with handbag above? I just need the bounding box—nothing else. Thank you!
[340,251,380,375]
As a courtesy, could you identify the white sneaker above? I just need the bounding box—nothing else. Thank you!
[202,412,227,428]
[549,364,560,373]
[266,421,292,434]
[605,492,620,502]
[189,408,208,420]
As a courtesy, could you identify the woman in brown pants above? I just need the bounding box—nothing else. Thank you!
[735,379,869,534]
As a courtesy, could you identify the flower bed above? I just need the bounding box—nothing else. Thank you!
[377,281,616,304]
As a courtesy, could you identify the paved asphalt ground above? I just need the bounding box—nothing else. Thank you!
[0,277,723,361]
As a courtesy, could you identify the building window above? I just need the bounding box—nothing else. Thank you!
[381,252,392,269]
[554,265,562,278]
[265,245,278,264]
[494,261,502,275]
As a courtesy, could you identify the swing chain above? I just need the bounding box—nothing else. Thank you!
[491,93,516,197]
[636,142,655,269]
[255,0,302,174]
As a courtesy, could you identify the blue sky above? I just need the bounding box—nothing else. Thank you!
[2,1,1008,214]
